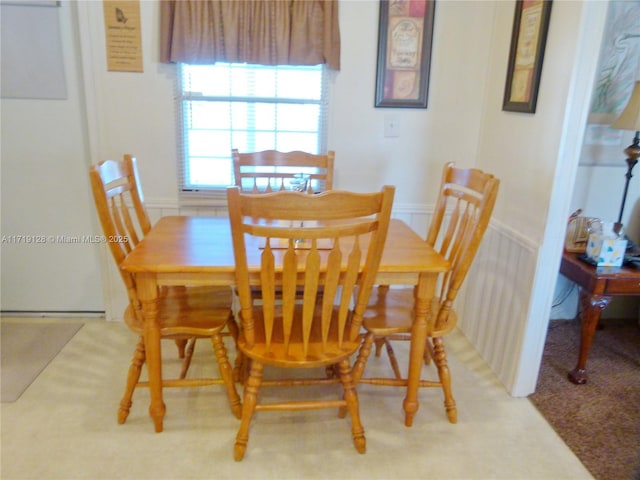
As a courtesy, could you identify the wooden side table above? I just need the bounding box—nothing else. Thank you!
[559,251,640,384]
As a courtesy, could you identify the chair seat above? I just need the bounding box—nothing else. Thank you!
[238,305,361,368]
[124,286,233,338]
[363,288,458,337]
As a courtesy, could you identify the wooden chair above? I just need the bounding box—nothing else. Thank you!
[89,155,242,429]
[233,148,335,305]
[351,162,499,424]
[91,154,192,363]
[227,185,395,460]
[232,149,335,193]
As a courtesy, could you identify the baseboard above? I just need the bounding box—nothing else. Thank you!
[0,311,106,319]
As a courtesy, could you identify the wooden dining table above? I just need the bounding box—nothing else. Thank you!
[120,215,449,432]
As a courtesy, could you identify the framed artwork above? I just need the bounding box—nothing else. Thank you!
[375,0,436,108]
[582,1,640,165]
[502,0,552,113]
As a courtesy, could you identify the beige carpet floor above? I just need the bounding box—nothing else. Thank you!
[1,321,83,402]
[1,317,593,479]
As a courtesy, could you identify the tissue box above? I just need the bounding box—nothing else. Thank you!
[586,234,627,267]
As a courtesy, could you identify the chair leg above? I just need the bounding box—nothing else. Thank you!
[339,332,374,419]
[175,339,188,359]
[337,358,366,454]
[424,338,433,365]
[233,351,247,384]
[373,338,385,357]
[179,338,197,379]
[351,332,375,384]
[384,339,403,380]
[211,334,242,419]
[118,336,145,424]
[325,365,335,378]
[224,315,245,383]
[226,314,239,342]
[431,337,457,423]
[234,360,263,461]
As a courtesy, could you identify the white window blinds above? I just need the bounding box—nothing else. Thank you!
[178,62,328,193]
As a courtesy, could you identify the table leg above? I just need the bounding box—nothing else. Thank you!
[137,273,166,432]
[403,273,437,427]
[568,290,611,385]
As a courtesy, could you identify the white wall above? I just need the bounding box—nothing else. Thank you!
[472,0,610,395]
[475,1,587,242]
[75,0,179,204]
[1,0,620,395]
[79,0,496,208]
[573,165,640,240]
[330,1,492,205]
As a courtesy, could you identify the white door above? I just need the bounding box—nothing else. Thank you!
[0,2,103,313]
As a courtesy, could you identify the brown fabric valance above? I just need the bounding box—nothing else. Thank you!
[160,0,340,70]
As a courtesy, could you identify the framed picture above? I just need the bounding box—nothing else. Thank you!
[375,0,436,108]
[503,0,552,113]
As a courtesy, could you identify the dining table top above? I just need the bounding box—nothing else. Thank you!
[120,215,449,280]
[119,214,450,431]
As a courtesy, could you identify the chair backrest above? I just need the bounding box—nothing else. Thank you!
[89,154,151,305]
[228,185,395,357]
[232,149,335,194]
[427,162,499,331]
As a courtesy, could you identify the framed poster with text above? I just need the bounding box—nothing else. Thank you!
[503,0,552,113]
[103,0,143,72]
[375,0,436,108]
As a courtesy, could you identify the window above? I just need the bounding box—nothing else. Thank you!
[178,63,328,193]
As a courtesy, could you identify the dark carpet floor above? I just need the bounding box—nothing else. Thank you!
[530,318,640,480]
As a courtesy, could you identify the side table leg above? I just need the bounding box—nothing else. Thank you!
[568,291,611,384]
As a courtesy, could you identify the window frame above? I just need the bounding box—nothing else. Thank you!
[176,62,330,205]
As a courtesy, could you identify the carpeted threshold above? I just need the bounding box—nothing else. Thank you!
[1,321,83,402]
[530,318,640,480]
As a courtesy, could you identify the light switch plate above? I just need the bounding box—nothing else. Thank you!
[384,115,400,137]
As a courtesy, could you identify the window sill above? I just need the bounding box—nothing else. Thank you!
[179,189,228,208]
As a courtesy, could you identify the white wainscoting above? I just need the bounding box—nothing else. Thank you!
[457,221,538,393]
[391,206,539,395]
[103,200,539,394]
